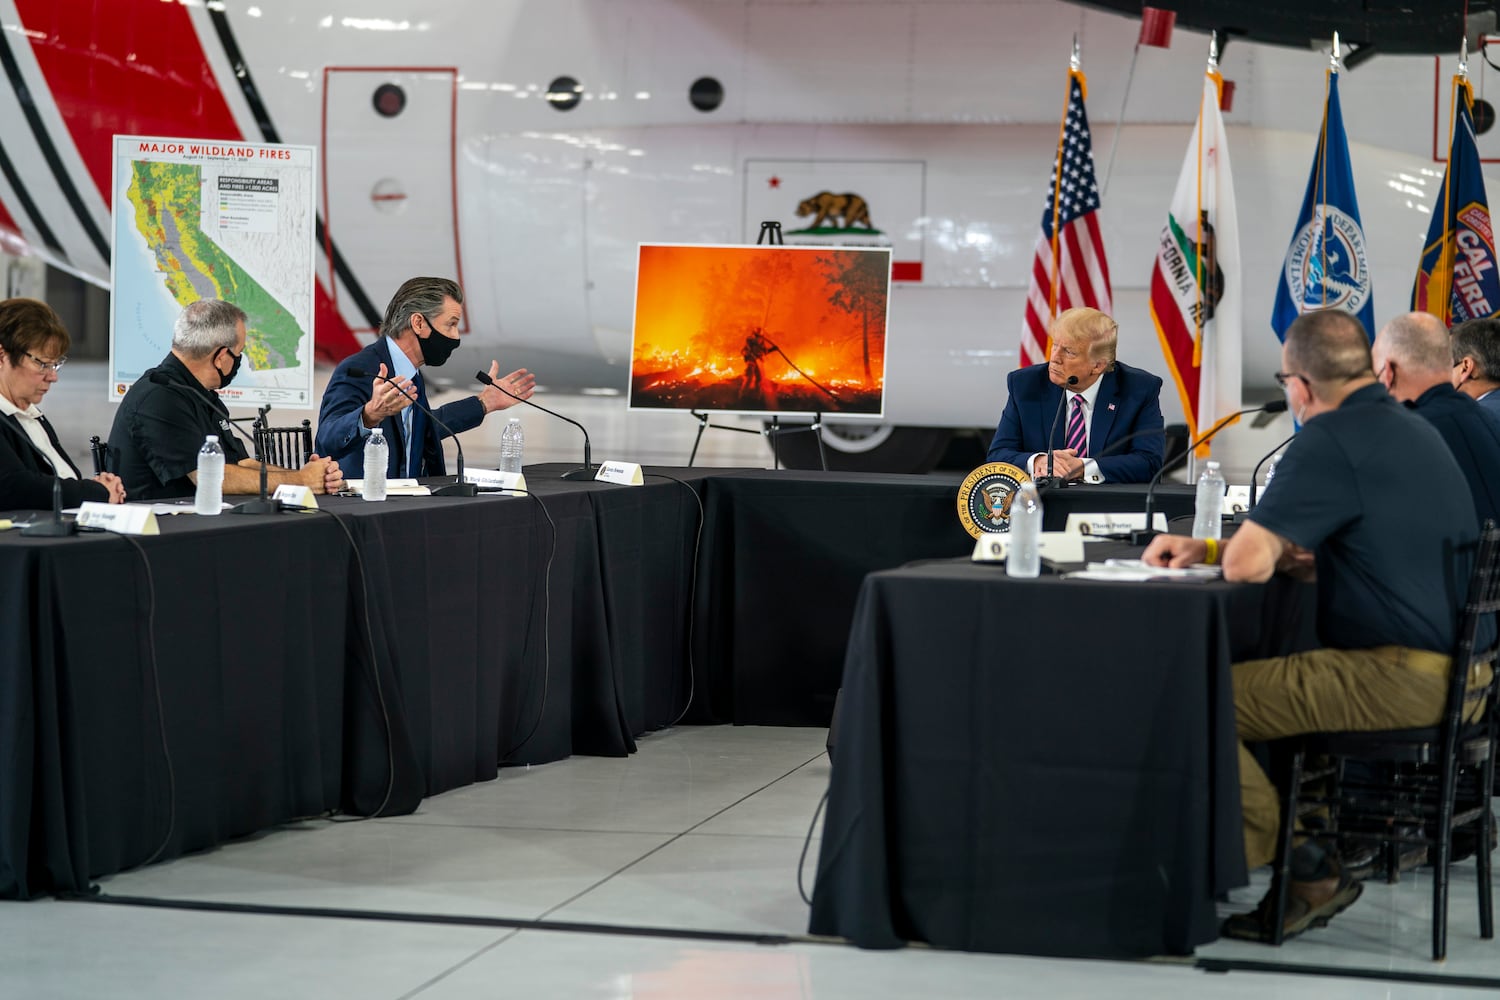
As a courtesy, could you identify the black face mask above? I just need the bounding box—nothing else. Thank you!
[417,315,460,367]
[218,347,244,388]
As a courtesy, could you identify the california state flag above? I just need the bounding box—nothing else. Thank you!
[1150,66,1241,452]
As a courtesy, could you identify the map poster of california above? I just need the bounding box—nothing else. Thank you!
[108,135,316,408]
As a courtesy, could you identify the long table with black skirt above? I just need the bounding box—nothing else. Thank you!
[0,464,711,899]
[691,471,1196,726]
[808,555,1316,958]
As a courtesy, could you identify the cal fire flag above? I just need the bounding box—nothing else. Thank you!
[1413,74,1500,323]
[1149,68,1241,448]
[1018,68,1113,367]
[1271,70,1375,340]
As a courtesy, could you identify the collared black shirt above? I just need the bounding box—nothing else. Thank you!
[1407,382,1500,526]
[1250,383,1478,653]
[107,353,250,500]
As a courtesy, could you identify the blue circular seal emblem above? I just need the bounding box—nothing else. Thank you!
[957,462,1030,538]
[1284,207,1372,314]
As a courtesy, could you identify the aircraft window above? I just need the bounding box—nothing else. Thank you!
[1476,98,1496,136]
[690,76,723,113]
[547,76,583,111]
[373,83,406,118]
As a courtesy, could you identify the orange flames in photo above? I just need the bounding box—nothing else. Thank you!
[629,244,891,415]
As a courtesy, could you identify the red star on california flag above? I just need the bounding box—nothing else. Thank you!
[768,176,781,189]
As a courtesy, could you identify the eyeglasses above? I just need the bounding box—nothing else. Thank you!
[22,351,66,373]
[1273,370,1305,387]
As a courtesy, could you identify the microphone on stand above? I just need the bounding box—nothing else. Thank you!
[21,477,77,536]
[227,403,284,515]
[1237,431,1297,521]
[1130,399,1288,546]
[474,370,596,481]
[1034,375,1079,493]
[348,367,478,497]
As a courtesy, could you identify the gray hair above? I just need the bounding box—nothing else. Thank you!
[1451,317,1500,381]
[173,299,247,359]
[379,277,463,339]
[1377,311,1451,374]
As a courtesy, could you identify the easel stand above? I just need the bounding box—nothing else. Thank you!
[686,411,829,471]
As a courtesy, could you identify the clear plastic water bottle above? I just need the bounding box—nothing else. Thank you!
[194,435,224,515]
[1006,480,1042,578]
[1192,459,1226,540]
[499,417,524,474]
[363,428,388,502]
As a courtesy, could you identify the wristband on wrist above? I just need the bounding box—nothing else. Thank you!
[1203,537,1219,565]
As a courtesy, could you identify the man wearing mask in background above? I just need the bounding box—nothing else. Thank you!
[109,299,343,500]
[316,276,537,479]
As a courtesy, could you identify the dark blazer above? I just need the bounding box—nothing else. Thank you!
[315,337,485,479]
[1410,383,1500,526]
[1478,389,1500,423]
[0,410,109,509]
[986,361,1166,484]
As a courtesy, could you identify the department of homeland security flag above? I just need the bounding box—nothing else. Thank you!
[1149,67,1241,449]
[1271,71,1375,340]
[1018,67,1112,367]
[1413,73,1500,323]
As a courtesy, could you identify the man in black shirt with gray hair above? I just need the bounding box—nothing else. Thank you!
[1144,309,1488,943]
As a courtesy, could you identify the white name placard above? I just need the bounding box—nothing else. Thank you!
[971,532,1086,565]
[595,461,644,486]
[1225,485,1252,514]
[1063,511,1168,536]
[272,484,318,509]
[76,501,159,535]
[463,468,527,494]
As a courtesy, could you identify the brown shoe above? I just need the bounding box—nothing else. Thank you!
[1221,867,1364,943]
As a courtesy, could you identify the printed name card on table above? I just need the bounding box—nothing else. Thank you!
[76,501,159,535]
[1225,485,1252,514]
[971,532,1086,564]
[272,485,318,509]
[1062,512,1168,536]
[463,468,527,494]
[595,461,643,486]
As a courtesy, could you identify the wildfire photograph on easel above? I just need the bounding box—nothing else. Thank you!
[628,243,892,416]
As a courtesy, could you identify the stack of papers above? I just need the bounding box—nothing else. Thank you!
[345,479,432,497]
[1063,558,1222,582]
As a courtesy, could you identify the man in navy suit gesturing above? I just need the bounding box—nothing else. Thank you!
[987,307,1165,484]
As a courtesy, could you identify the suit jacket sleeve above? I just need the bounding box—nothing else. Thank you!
[1094,370,1165,484]
[986,370,1032,466]
[0,416,109,509]
[314,362,375,473]
[433,396,486,439]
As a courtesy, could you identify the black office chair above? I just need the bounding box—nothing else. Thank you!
[255,419,313,468]
[1266,520,1500,960]
[89,435,110,476]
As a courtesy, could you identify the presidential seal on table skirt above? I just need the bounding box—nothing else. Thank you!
[956,462,1030,538]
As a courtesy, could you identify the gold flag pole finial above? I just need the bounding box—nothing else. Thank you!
[1208,30,1220,71]
[1071,34,1081,72]
[1331,31,1341,72]
[1460,35,1470,80]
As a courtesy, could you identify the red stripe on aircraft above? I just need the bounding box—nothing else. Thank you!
[15,0,363,363]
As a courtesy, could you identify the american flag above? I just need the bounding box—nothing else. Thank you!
[1019,69,1113,367]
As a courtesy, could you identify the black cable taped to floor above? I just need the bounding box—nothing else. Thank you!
[74,892,819,949]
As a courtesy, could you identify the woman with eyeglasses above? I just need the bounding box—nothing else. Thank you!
[0,297,126,508]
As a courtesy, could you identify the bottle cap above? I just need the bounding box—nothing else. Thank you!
[371,427,383,438]
[206,435,218,442]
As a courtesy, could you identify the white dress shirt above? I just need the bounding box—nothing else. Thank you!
[1028,377,1106,484]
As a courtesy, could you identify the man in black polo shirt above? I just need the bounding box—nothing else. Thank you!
[1374,311,1500,524]
[110,299,343,500]
[1144,309,1485,942]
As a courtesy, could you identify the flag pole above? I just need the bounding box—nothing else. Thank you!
[1437,40,1469,324]
[1047,38,1080,339]
[1316,33,1340,311]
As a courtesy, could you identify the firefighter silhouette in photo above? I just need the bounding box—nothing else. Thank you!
[742,328,771,391]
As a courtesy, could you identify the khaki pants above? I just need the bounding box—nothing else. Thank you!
[1233,645,1489,871]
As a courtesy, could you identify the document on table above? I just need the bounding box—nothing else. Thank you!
[1063,558,1222,582]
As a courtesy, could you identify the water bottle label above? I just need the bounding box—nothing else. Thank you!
[955,462,1030,539]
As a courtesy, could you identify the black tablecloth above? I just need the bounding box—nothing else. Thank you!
[0,512,350,899]
[693,472,1196,725]
[809,558,1315,958]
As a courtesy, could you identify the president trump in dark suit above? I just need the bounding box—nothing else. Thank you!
[987,307,1165,484]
